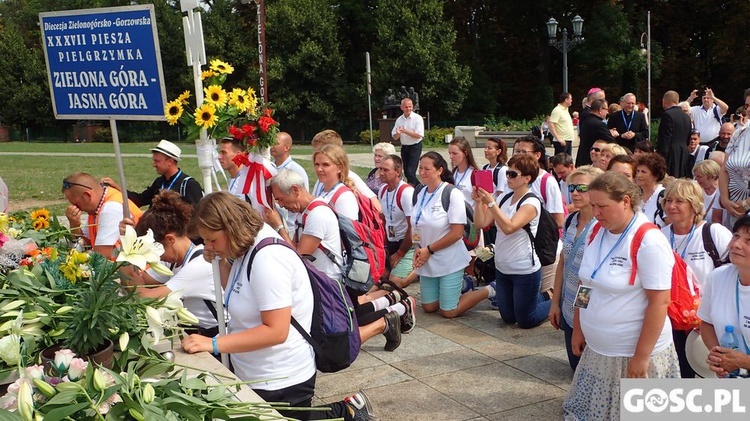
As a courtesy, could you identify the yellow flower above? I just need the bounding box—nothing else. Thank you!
[177,90,191,104]
[32,218,49,230]
[0,213,8,233]
[204,85,227,107]
[210,59,234,75]
[228,88,251,112]
[194,104,218,129]
[201,70,216,80]
[30,209,50,221]
[164,100,183,125]
[246,87,258,115]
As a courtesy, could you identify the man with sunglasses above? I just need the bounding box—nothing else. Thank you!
[576,99,615,167]
[63,173,142,258]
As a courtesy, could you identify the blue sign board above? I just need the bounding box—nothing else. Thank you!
[39,5,167,121]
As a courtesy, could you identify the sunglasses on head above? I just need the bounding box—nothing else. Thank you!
[506,170,520,179]
[62,179,92,190]
[590,147,602,152]
[568,184,589,193]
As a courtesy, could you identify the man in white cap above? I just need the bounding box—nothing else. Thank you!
[102,139,204,207]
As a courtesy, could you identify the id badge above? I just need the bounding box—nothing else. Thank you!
[388,225,395,238]
[412,229,421,245]
[574,285,593,309]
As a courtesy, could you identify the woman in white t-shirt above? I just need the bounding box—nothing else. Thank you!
[121,190,218,336]
[693,159,724,223]
[474,154,551,328]
[564,172,680,420]
[312,144,359,220]
[182,192,375,420]
[660,179,731,378]
[413,152,489,318]
[635,152,668,227]
[699,216,750,378]
[449,136,479,207]
[482,137,509,197]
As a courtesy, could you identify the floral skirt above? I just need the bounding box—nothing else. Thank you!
[562,344,680,421]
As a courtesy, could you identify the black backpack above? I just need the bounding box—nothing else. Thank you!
[498,192,559,266]
[412,183,480,250]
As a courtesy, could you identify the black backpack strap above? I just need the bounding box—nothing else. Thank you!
[179,176,193,197]
[440,184,454,212]
[517,192,539,265]
[564,211,579,233]
[411,184,426,206]
[493,166,502,188]
[188,248,204,262]
[702,222,723,268]
[498,191,514,208]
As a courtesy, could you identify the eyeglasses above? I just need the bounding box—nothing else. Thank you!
[568,184,589,193]
[62,179,92,190]
[506,170,520,179]
[590,147,602,152]
[513,149,533,155]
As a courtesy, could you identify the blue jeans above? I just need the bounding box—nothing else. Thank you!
[561,317,580,371]
[495,269,550,329]
[401,142,422,186]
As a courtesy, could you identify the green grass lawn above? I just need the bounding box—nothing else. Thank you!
[0,141,376,214]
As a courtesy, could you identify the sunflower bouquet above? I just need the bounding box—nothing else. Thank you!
[2,209,71,249]
[164,59,279,151]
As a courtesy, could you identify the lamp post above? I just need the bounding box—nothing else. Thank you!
[639,11,651,126]
[546,15,584,94]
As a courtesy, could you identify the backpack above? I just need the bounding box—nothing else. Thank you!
[498,192,559,266]
[247,237,360,373]
[411,183,480,250]
[589,222,701,331]
[378,183,410,212]
[539,172,569,226]
[701,222,725,268]
[307,188,386,292]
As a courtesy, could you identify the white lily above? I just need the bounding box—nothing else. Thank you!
[0,334,20,366]
[162,292,184,311]
[116,226,173,276]
[145,306,164,345]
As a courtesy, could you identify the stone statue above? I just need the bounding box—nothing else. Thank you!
[409,87,420,113]
[383,89,398,107]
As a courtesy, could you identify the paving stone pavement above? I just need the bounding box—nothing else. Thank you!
[313,282,572,420]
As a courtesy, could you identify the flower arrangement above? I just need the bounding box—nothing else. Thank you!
[0,209,72,249]
[164,59,280,152]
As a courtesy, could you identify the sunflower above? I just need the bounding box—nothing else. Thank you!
[194,104,218,129]
[177,90,191,104]
[210,59,234,75]
[201,70,216,80]
[245,87,258,115]
[204,85,228,107]
[32,218,50,230]
[228,88,251,112]
[164,100,183,125]
[30,208,50,221]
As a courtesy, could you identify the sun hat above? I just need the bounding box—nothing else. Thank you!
[686,329,714,378]
[150,139,182,162]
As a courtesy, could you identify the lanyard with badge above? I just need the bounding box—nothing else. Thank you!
[412,182,442,246]
[575,215,637,309]
[224,252,250,311]
[669,224,696,259]
[454,169,469,191]
[161,170,182,191]
[386,185,398,239]
[621,111,633,132]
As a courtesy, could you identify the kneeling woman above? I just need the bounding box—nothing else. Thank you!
[564,172,679,420]
[182,192,374,420]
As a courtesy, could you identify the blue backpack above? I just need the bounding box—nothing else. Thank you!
[247,237,361,373]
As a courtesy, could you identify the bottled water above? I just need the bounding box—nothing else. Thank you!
[720,325,740,377]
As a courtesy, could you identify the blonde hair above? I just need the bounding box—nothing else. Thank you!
[589,172,642,211]
[693,159,720,179]
[313,144,355,190]
[600,143,629,157]
[189,192,263,259]
[661,179,705,223]
[566,165,604,184]
[311,130,343,150]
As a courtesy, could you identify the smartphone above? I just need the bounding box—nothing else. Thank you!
[471,170,494,193]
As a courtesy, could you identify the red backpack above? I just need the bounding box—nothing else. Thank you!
[588,222,701,331]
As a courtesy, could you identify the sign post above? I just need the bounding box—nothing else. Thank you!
[39,5,168,220]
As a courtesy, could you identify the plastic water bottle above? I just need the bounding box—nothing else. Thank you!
[720,325,740,377]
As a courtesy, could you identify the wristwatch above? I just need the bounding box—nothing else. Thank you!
[487,201,496,208]
[274,225,285,233]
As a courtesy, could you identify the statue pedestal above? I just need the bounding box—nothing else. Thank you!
[0,126,8,142]
[378,118,397,145]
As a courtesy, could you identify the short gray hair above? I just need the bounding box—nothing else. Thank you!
[373,142,396,155]
[270,169,306,194]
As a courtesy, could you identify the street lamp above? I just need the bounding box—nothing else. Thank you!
[640,11,652,126]
[546,15,585,94]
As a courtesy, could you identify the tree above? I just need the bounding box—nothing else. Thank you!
[373,0,471,117]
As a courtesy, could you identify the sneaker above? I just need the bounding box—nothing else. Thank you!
[382,311,401,352]
[344,389,378,421]
[400,296,416,334]
[462,275,475,294]
[488,281,498,309]
[379,279,408,299]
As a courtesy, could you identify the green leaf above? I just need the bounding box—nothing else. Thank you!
[40,390,80,406]
[0,409,25,420]
[180,377,208,390]
[205,385,227,402]
[41,401,91,421]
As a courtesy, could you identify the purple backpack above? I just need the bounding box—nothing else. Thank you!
[247,237,361,372]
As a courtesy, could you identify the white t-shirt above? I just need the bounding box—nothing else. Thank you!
[703,190,719,221]
[661,222,731,290]
[641,185,665,227]
[412,183,470,277]
[578,214,675,357]
[482,163,508,195]
[312,171,376,200]
[275,157,309,234]
[148,245,218,329]
[298,198,343,281]
[227,166,249,200]
[379,182,414,242]
[494,192,541,275]
[698,264,750,354]
[314,183,359,220]
[453,167,475,207]
[82,201,124,247]
[391,112,425,146]
[691,105,724,141]
[692,145,709,165]
[529,170,565,215]
[225,224,315,390]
